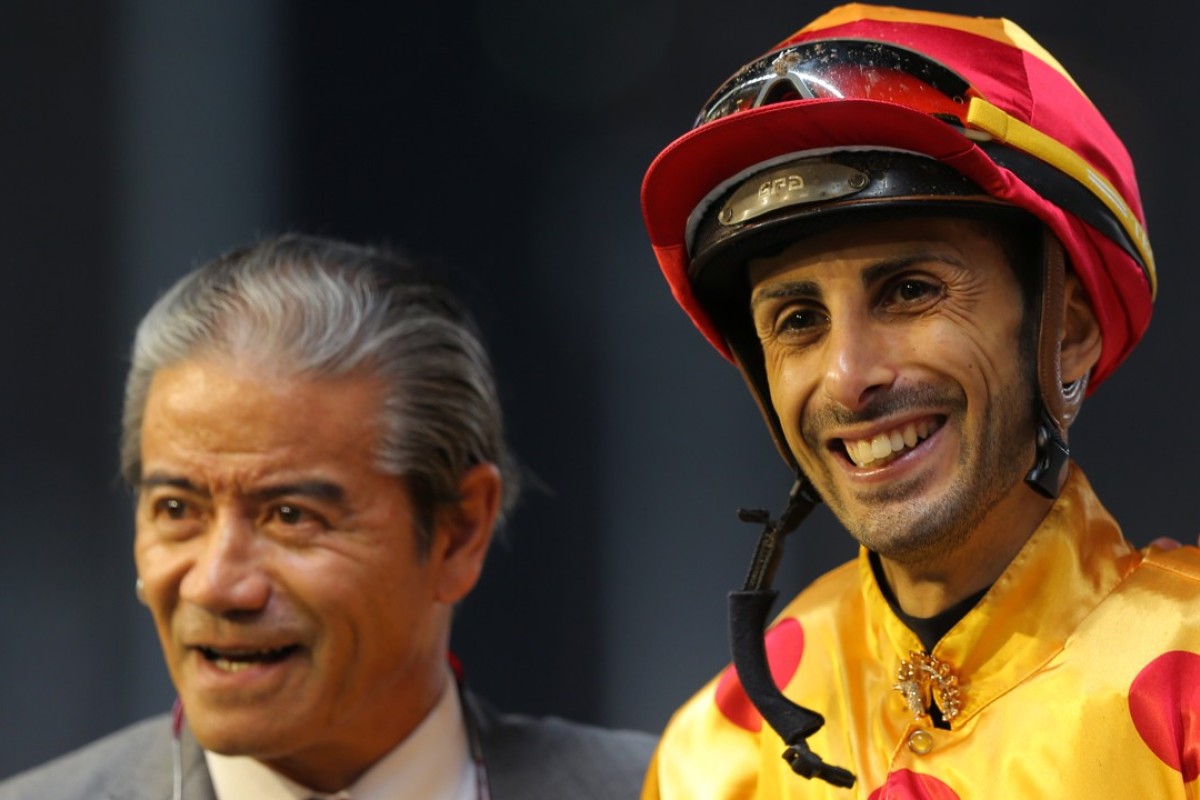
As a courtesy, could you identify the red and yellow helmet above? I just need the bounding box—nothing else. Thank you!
[641,5,1155,495]
[642,4,1154,393]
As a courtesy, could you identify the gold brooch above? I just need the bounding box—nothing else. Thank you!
[894,651,962,722]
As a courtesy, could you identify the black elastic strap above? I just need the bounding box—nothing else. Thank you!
[729,478,856,789]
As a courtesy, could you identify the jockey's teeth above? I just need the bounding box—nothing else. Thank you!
[846,420,931,468]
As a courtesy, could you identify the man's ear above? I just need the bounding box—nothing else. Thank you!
[432,462,501,604]
[1060,271,1103,384]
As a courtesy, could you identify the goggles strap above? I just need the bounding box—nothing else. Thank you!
[967,98,1156,297]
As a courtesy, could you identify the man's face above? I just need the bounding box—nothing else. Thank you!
[747,216,1037,564]
[134,356,452,789]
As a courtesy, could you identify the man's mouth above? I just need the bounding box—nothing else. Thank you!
[841,417,941,468]
[197,645,300,673]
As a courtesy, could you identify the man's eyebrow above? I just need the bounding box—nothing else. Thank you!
[139,473,204,494]
[750,278,822,309]
[861,252,965,286]
[249,481,346,505]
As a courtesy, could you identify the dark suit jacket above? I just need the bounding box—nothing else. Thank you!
[0,692,657,799]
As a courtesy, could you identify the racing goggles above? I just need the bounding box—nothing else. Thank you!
[695,39,1156,296]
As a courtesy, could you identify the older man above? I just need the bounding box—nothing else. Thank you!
[0,233,654,799]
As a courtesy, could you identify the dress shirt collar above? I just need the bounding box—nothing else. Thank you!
[205,669,475,800]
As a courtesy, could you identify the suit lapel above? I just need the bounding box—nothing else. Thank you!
[102,720,216,800]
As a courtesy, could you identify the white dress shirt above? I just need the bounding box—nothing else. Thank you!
[205,674,476,800]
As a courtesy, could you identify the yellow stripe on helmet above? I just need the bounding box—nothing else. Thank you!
[966,97,1156,298]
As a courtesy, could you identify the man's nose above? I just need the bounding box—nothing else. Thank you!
[820,317,897,411]
[179,513,271,614]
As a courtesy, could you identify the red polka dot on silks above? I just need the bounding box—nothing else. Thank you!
[713,617,804,731]
[1128,650,1200,782]
[867,769,961,800]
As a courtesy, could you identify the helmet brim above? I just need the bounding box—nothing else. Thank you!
[643,98,1018,357]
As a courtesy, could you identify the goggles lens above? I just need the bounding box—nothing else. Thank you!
[693,37,1156,292]
[697,39,978,128]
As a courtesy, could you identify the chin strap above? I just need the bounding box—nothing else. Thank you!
[1025,230,1086,499]
[1025,406,1069,499]
[729,479,856,789]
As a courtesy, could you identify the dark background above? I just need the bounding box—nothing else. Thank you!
[2,0,1192,778]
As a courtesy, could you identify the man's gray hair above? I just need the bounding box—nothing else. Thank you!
[120,232,519,549]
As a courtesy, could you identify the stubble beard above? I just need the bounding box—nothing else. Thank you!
[805,376,1036,565]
